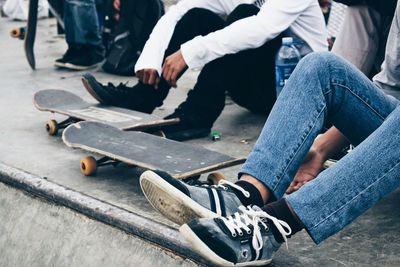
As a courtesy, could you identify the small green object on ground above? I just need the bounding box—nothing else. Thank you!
[211,132,221,141]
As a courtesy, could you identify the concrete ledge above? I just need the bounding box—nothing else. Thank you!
[0,162,207,265]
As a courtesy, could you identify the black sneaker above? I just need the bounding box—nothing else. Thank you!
[139,170,251,225]
[160,106,211,141]
[55,47,104,70]
[160,116,211,141]
[180,205,292,266]
[82,73,129,104]
[82,73,158,113]
[55,47,79,67]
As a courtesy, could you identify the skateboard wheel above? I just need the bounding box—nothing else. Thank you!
[46,120,58,136]
[207,172,225,185]
[10,27,25,39]
[80,156,97,176]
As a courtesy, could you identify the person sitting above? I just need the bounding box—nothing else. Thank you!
[82,0,328,140]
[286,0,398,194]
[139,0,400,265]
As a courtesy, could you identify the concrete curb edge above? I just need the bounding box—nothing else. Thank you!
[0,162,207,265]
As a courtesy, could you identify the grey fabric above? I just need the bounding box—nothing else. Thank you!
[332,5,392,75]
[188,184,243,216]
[373,0,400,98]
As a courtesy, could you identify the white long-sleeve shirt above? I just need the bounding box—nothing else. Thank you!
[134,0,328,75]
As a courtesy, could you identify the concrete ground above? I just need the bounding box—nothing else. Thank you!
[1,12,400,267]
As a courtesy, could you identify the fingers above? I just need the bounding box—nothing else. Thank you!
[170,70,178,88]
[136,69,159,88]
[154,76,160,90]
[286,182,296,194]
[162,64,173,87]
[286,180,309,194]
[148,71,157,85]
[162,50,186,88]
[143,71,150,84]
[136,70,143,81]
[162,62,179,88]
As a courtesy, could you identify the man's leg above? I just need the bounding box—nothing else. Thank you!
[162,4,280,140]
[139,52,399,226]
[180,108,400,265]
[239,52,399,201]
[82,8,224,113]
[287,4,394,194]
[177,54,400,266]
[287,105,400,243]
[57,0,105,69]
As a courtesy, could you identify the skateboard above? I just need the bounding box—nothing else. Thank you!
[62,121,246,181]
[22,0,64,69]
[34,89,179,136]
[25,0,39,69]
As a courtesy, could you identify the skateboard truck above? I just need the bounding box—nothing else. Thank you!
[46,117,79,136]
[80,156,121,176]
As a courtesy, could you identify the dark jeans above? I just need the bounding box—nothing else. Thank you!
[136,4,281,127]
[64,0,104,52]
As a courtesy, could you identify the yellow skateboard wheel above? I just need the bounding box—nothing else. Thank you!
[46,120,58,136]
[80,156,97,176]
[207,172,225,185]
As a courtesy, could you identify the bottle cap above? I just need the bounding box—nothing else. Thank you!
[282,37,293,44]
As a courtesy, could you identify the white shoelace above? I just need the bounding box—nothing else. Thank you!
[202,179,250,198]
[221,206,292,260]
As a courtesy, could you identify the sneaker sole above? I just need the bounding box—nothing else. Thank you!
[55,62,102,71]
[180,224,272,267]
[64,62,101,71]
[82,76,103,103]
[54,61,67,68]
[140,171,218,225]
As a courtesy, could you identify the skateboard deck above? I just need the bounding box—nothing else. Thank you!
[34,89,179,134]
[62,121,246,179]
[25,0,39,69]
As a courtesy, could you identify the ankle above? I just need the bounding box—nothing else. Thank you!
[239,174,271,204]
[234,180,264,207]
[263,199,304,243]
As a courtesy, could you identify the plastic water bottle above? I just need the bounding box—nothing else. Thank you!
[275,37,301,96]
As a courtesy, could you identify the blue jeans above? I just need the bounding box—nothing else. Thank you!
[240,52,400,244]
[64,0,103,49]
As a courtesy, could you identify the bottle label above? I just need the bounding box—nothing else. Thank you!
[275,63,297,88]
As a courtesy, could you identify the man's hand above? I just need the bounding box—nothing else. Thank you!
[136,69,161,89]
[162,50,187,88]
[286,127,349,194]
[286,149,325,194]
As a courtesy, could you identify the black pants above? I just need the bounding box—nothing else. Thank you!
[136,4,281,127]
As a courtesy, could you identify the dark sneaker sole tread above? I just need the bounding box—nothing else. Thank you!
[180,224,272,266]
[140,171,218,225]
[82,76,103,103]
[55,62,102,71]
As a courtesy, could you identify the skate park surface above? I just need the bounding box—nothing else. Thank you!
[1,11,400,267]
